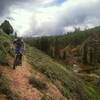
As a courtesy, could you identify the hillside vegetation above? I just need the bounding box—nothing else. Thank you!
[0,29,19,99]
[25,26,100,100]
[0,31,12,65]
[25,26,100,68]
[26,45,100,100]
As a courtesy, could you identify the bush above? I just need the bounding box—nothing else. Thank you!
[29,77,48,90]
[0,75,13,99]
[0,36,12,65]
[0,45,8,65]
[41,95,52,100]
[0,20,13,35]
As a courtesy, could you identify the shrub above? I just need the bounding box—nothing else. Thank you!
[41,95,52,100]
[0,75,13,99]
[0,37,12,65]
[0,46,8,65]
[29,77,48,90]
[0,20,13,35]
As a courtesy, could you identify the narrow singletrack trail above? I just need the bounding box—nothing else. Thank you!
[3,57,42,100]
[1,56,66,100]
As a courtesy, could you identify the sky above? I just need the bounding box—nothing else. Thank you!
[0,0,100,37]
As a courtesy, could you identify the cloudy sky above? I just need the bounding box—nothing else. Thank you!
[0,0,100,37]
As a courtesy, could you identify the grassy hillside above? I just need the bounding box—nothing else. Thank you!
[0,30,20,99]
[25,26,100,70]
[0,30,65,100]
[0,20,14,65]
[0,22,100,100]
[26,45,100,100]
[0,30,12,65]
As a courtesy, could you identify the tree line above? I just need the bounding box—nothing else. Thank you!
[25,26,100,65]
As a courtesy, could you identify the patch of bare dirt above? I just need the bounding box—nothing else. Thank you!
[2,57,42,100]
[0,94,7,100]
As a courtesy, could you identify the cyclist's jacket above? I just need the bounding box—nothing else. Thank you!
[13,39,25,54]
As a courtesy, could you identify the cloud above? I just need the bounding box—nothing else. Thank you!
[27,0,100,36]
[0,0,100,36]
[0,0,36,16]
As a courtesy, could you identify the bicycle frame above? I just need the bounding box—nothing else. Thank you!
[13,53,22,69]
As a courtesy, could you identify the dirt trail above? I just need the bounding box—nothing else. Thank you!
[2,56,66,100]
[0,94,7,100]
[3,57,42,100]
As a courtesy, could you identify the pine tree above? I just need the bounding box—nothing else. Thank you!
[0,20,14,35]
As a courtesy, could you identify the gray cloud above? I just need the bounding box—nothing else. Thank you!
[0,0,18,16]
[0,0,100,36]
[61,1,100,26]
[28,0,100,36]
[0,0,33,16]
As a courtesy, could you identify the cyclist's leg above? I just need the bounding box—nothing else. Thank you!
[19,53,22,65]
[13,55,17,69]
[13,48,20,69]
[19,48,23,65]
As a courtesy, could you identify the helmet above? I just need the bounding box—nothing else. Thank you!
[17,37,22,41]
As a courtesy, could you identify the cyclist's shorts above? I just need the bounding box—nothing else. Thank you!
[15,48,22,54]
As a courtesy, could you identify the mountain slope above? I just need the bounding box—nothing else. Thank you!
[0,29,100,100]
[26,45,100,100]
[2,57,42,100]
[0,31,66,100]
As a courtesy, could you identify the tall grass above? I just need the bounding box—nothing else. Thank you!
[26,45,100,100]
[0,33,13,65]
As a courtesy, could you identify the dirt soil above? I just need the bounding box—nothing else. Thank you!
[1,57,67,100]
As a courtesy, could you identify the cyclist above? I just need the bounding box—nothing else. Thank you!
[13,37,25,69]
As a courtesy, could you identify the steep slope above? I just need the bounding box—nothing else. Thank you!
[0,31,18,99]
[26,45,100,100]
[1,57,42,100]
[1,56,66,100]
[0,32,65,100]
[0,29,100,100]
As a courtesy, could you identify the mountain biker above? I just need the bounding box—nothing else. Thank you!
[13,37,25,69]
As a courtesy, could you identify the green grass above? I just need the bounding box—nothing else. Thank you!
[0,31,20,99]
[29,77,48,90]
[26,45,100,100]
[0,74,13,99]
[94,69,100,76]
[41,95,52,100]
[0,47,7,65]
[0,32,13,65]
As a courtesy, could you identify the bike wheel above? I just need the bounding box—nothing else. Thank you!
[13,55,19,69]
[13,58,16,69]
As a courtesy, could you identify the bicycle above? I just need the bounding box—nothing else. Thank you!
[13,52,22,69]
